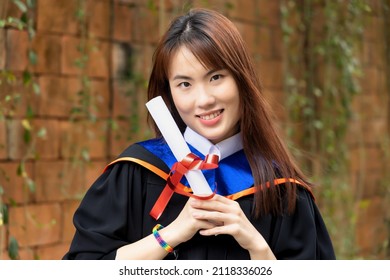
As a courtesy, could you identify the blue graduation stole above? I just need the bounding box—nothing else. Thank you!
[104,138,307,219]
[138,138,255,198]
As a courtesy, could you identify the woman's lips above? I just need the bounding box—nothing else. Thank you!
[197,109,224,126]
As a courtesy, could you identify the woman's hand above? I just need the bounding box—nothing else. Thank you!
[189,194,276,260]
[166,197,218,245]
[116,195,275,260]
[116,197,216,260]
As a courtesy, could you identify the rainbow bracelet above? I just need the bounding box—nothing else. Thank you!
[152,224,174,253]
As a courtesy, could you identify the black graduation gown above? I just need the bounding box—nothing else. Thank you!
[63,141,336,260]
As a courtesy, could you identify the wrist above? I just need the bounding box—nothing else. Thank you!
[248,242,276,260]
[157,222,186,249]
[152,224,175,253]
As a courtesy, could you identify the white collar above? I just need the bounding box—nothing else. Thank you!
[184,127,243,160]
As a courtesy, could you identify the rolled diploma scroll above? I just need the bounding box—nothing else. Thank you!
[146,96,213,195]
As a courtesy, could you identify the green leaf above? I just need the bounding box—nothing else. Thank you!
[16,162,25,176]
[314,88,322,97]
[75,9,85,20]
[36,127,46,138]
[20,12,28,24]
[23,129,32,144]
[21,119,32,130]
[28,50,38,65]
[22,70,33,85]
[313,120,324,130]
[225,2,234,10]
[26,177,35,193]
[81,148,90,162]
[108,119,119,130]
[26,0,36,8]
[8,237,19,260]
[7,17,25,30]
[359,199,371,209]
[26,105,34,119]
[146,0,157,11]
[12,0,28,13]
[5,71,16,83]
[1,203,9,224]
[32,82,41,95]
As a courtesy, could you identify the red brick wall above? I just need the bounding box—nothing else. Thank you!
[0,0,388,260]
[347,0,389,258]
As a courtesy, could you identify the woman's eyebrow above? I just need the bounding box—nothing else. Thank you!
[205,69,219,76]
[171,75,193,81]
[171,69,222,81]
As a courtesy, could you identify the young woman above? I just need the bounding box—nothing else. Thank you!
[63,8,335,260]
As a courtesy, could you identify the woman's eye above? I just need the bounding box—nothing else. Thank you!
[178,81,191,88]
[210,74,222,81]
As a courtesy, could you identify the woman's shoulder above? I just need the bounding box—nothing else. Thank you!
[116,138,164,157]
[105,138,172,174]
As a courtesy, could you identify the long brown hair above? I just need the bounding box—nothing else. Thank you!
[147,8,312,217]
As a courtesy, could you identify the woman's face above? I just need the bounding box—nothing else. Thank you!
[168,46,241,144]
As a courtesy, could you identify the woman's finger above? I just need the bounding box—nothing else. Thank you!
[190,194,240,213]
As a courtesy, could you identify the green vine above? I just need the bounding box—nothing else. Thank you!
[0,0,43,260]
[69,0,94,164]
[381,0,390,259]
[71,0,95,124]
[59,0,97,200]
[281,0,370,259]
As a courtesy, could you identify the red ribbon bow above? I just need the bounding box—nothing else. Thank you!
[150,153,219,220]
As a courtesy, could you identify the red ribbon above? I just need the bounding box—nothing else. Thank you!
[150,153,219,220]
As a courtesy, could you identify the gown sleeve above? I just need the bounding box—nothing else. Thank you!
[270,187,336,259]
[62,161,147,260]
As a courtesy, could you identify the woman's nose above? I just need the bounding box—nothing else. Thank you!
[196,85,216,108]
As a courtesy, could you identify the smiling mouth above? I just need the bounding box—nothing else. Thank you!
[197,109,224,120]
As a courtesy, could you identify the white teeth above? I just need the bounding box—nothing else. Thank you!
[199,111,221,120]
